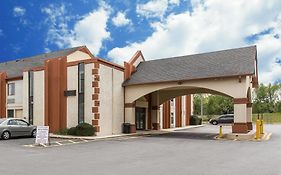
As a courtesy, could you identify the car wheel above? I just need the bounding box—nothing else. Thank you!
[212,120,218,125]
[2,131,11,140]
[31,129,36,138]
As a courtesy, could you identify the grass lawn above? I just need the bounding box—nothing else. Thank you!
[252,113,281,123]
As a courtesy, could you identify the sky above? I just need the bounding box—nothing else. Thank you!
[0,0,281,84]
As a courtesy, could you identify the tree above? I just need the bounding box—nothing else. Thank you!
[253,83,281,113]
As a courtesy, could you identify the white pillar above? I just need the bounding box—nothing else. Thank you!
[233,103,248,133]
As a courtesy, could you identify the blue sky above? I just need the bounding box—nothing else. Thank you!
[0,0,281,84]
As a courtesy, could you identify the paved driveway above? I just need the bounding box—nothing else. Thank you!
[0,124,280,175]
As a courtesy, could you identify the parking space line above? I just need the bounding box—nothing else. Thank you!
[56,142,63,145]
[68,140,76,143]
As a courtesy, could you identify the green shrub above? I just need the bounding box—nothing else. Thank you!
[190,115,202,125]
[55,128,69,135]
[67,123,95,136]
[67,127,77,135]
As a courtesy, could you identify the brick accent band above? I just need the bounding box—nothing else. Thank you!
[232,123,249,133]
[125,103,136,108]
[247,122,253,130]
[233,98,249,104]
[247,103,253,108]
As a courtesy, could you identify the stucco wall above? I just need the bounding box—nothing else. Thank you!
[22,72,28,119]
[33,70,45,126]
[99,64,113,136]
[125,76,249,104]
[67,51,91,62]
[112,68,124,134]
[99,64,124,136]
[84,63,94,125]
[67,66,78,128]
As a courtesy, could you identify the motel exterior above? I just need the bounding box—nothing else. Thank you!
[0,46,258,136]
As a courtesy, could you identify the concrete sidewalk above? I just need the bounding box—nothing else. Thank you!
[50,125,204,140]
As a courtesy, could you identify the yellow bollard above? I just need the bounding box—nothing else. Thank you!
[219,125,223,138]
[255,119,261,139]
[260,119,264,134]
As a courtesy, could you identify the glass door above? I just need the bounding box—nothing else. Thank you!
[135,107,146,130]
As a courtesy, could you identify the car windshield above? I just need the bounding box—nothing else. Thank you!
[0,119,6,124]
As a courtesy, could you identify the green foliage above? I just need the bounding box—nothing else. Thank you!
[252,113,281,123]
[190,115,202,125]
[75,123,95,136]
[55,123,96,136]
[253,83,281,113]
[55,128,69,135]
[193,94,233,115]
[67,127,77,135]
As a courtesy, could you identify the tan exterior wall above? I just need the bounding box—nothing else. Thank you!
[234,104,247,123]
[99,64,124,136]
[33,70,45,126]
[112,69,124,134]
[22,72,29,119]
[125,77,249,104]
[66,65,78,128]
[99,64,113,136]
[67,51,91,62]
[84,63,94,125]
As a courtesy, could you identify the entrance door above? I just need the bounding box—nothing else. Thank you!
[136,107,146,130]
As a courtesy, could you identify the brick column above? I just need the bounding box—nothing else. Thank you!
[247,103,253,130]
[232,98,248,133]
[0,72,6,118]
[92,62,100,133]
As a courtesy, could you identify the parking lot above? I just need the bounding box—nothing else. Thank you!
[0,124,281,175]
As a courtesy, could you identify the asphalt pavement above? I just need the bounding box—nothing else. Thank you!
[0,124,280,175]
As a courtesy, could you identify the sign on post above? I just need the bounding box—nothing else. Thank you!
[35,126,50,145]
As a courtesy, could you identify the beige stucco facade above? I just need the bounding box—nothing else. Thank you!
[99,64,124,136]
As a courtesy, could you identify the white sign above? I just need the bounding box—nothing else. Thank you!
[35,126,49,145]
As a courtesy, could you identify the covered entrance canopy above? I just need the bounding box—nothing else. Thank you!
[123,46,258,133]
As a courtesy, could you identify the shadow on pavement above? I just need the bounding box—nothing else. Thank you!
[150,132,217,140]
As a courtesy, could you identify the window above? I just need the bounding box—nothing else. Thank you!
[78,63,85,124]
[28,71,34,125]
[16,120,28,126]
[7,110,14,118]
[8,119,17,125]
[8,83,15,96]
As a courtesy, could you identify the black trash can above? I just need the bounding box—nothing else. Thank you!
[123,123,131,133]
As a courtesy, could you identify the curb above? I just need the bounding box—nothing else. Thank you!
[50,125,205,140]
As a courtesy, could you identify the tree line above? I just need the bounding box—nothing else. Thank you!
[193,83,281,115]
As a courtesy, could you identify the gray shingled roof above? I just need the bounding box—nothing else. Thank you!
[123,46,257,86]
[0,46,84,78]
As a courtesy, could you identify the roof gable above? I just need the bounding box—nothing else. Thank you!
[0,46,87,78]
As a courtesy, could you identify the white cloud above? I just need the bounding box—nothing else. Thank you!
[136,0,169,19]
[108,0,281,84]
[169,0,180,6]
[42,4,71,49]
[13,6,26,17]
[69,2,111,55]
[112,12,132,27]
[42,1,112,56]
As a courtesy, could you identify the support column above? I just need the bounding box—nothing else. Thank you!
[151,92,160,130]
[232,98,248,133]
[247,103,253,130]
[185,95,191,126]
[175,97,182,127]
[0,72,6,118]
[124,103,136,133]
